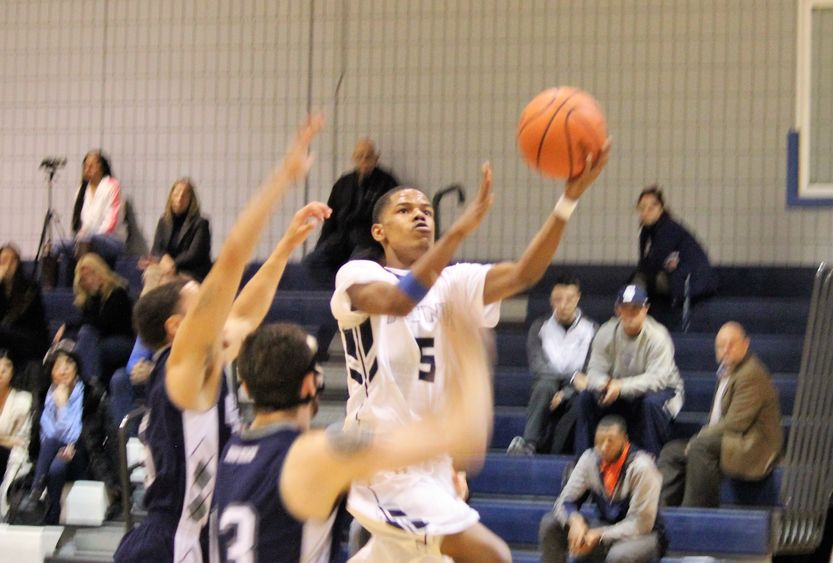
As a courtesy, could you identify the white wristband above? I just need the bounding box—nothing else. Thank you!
[553,195,578,220]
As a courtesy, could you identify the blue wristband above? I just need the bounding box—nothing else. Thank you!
[398,272,430,303]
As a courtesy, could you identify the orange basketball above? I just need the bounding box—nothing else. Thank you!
[517,87,607,179]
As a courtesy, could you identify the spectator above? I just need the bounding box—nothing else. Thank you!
[0,243,49,366]
[0,351,33,518]
[633,185,718,309]
[303,138,399,286]
[658,322,783,507]
[55,253,133,385]
[539,415,667,563]
[108,270,181,433]
[50,151,127,278]
[507,275,597,455]
[20,341,120,524]
[107,339,152,434]
[145,178,212,282]
[575,285,684,458]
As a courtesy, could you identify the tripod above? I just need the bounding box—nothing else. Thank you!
[34,158,68,286]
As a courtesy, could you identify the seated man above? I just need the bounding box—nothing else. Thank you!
[539,415,666,563]
[508,275,597,455]
[575,285,684,458]
[658,322,783,507]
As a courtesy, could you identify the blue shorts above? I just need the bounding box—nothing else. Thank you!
[113,515,175,563]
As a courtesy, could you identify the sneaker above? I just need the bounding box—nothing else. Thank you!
[506,436,535,456]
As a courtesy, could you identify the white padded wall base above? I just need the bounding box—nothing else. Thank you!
[0,524,63,562]
[59,480,108,526]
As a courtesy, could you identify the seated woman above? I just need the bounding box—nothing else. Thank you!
[0,351,33,518]
[0,243,49,365]
[634,185,718,307]
[55,253,133,385]
[145,178,212,282]
[50,151,127,281]
[21,341,119,524]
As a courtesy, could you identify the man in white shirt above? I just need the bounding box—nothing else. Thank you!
[508,275,597,455]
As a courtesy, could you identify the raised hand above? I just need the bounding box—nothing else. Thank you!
[448,161,494,238]
[281,202,332,250]
[281,114,325,184]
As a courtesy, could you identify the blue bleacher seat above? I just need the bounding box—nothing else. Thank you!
[527,294,809,335]
[491,367,797,415]
[495,329,803,373]
[470,454,783,507]
[471,497,773,556]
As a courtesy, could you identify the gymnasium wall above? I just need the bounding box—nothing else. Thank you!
[1,0,830,265]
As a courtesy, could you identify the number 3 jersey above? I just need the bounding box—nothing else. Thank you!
[210,423,346,563]
[331,260,500,435]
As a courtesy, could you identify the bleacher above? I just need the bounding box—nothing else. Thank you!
[23,259,825,561]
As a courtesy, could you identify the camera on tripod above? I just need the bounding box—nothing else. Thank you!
[40,157,67,171]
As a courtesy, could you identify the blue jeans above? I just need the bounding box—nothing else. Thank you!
[574,388,676,458]
[32,437,89,524]
[109,367,145,436]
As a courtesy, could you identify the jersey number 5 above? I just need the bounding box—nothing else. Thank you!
[415,337,436,382]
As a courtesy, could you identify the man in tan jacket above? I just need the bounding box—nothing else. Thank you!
[657,322,783,507]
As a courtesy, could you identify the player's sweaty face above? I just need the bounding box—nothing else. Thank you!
[381,189,435,245]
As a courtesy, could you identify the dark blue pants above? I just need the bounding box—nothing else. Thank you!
[32,437,89,524]
[75,325,133,385]
[574,388,676,458]
[109,367,145,435]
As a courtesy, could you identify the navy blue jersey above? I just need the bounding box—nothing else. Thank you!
[138,346,240,562]
[211,423,346,563]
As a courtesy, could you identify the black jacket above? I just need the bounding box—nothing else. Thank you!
[314,167,399,263]
[0,273,49,360]
[151,214,212,281]
[638,212,718,302]
[77,286,134,339]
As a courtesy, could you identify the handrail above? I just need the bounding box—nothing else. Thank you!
[117,405,148,532]
[777,263,833,554]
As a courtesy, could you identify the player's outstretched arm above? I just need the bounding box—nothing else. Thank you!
[346,162,494,316]
[280,296,493,521]
[482,142,610,305]
[221,202,331,364]
[166,116,324,412]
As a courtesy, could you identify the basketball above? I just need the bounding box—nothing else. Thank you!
[517,87,608,179]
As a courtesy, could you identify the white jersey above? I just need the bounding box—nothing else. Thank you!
[331,260,500,435]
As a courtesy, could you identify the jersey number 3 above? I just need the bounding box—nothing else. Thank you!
[220,504,257,563]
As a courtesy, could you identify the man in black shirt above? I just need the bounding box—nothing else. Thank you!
[304,138,399,286]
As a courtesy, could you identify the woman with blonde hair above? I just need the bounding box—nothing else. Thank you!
[54,253,133,385]
[143,178,212,282]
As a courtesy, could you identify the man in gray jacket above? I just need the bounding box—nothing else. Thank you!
[574,285,684,457]
[508,275,597,455]
[539,415,666,562]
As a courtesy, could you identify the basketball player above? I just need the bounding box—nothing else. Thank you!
[211,295,493,562]
[332,145,610,561]
[114,116,329,563]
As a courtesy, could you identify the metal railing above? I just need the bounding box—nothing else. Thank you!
[777,263,833,553]
[117,406,148,532]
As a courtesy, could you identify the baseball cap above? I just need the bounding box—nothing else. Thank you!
[616,284,649,306]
